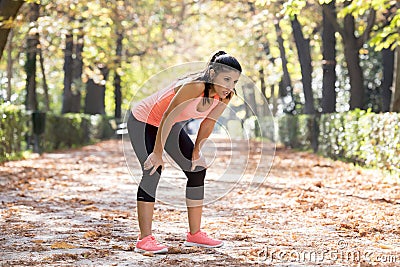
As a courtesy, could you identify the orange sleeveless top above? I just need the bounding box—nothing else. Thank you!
[131,80,220,127]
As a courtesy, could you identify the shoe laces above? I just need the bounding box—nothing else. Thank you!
[147,235,159,244]
[197,231,208,238]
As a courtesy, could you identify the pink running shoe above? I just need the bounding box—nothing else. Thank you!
[134,235,168,254]
[184,230,223,248]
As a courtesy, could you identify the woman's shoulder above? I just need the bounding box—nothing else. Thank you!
[175,76,204,86]
[174,79,205,95]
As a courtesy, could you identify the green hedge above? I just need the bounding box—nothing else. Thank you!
[278,114,319,151]
[277,110,400,174]
[0,104,29,161]
[0,104,115,162]
[42,113,114,151]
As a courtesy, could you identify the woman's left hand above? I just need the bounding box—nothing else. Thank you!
[191,150,207,171]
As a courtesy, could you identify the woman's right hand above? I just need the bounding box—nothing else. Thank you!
[144,152,164,175]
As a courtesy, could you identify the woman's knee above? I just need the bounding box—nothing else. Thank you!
[137,170,162,202]
[185,169,206,200]
[186,168,206,187]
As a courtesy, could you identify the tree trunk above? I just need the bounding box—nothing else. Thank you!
[323,1,375,111]
[391,47,400,112]
[275,19,294,114]
[275,20,292,99]
[71,21,84,112]
[259,67,266,116]
[342,10,364,110]
[114,31,123,119]
[0,0,24,61]
[381,48,394,112]
[6,28,13,101]
[84,65,109,115]
[261,41,275,116]
[271,84,277,116]
[62,18,83,114]
[291,15,315,114]
[321,1,337,113]
[39,43,49,111]
[243,83,258,118]
[114,72,122,119]
[61,33,74,114]
[259,67,266,100]
[25,3,40,111]
[341,2,375,110]
[344,39,364,110]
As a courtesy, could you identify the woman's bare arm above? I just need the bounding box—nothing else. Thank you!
[193,96,231,157]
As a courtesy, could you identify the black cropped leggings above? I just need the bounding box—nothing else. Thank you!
[127,113,206,202]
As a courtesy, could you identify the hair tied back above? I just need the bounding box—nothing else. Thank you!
[210,50,227,63]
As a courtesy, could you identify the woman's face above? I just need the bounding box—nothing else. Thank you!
[211,69,241,99]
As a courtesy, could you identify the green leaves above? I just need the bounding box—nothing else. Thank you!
[0,0,397,116]
[282,0,306,17]
[279,110,400,174]
[370,8,400,50]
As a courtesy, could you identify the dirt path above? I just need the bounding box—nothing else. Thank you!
[1,139,399,266]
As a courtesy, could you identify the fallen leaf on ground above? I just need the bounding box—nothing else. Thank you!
[50,241,76,249]
[84,231,100,239]
[378,244,393,249]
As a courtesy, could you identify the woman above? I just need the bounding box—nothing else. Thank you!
[128,50,242,254]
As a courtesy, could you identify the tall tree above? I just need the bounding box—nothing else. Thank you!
[25,3,40,111]
[72,20,84,112]
[290,14,315,114]
[38,40,49,111]
[391,48,400,112]
[381,48,394,112]
[243,82,258,118]
[275,18,294,113]
[114,30,123,120]
[84,64,109,115]
[321,1,337,113]
[323,0,376,110]
[61,30,74,114]
[368,1,399,111]
[61,17,83,114]
[6,28,13,101]
[261,41,278,116]
[0,0,24,61]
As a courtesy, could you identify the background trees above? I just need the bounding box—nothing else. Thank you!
[0,0,24,60]
[0,0,399,117]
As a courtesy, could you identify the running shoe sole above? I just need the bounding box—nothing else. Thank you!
[134,247,168,254]
[183,241,224,248]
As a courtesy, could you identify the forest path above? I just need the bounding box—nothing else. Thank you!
[1,139,399,266]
